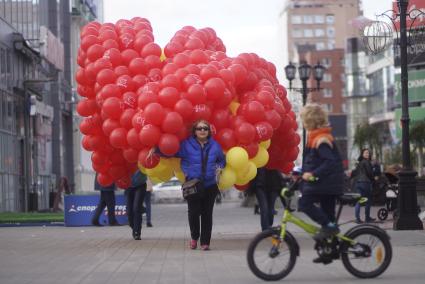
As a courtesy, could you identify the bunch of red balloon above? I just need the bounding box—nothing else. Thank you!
[75,18,300,189]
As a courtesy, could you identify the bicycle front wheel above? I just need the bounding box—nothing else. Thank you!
[247,228,297,281]
[341,227,392,278]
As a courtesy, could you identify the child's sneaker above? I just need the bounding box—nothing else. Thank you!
[189,239,197,249]
[201,245,210,251]
[313,224,340,241]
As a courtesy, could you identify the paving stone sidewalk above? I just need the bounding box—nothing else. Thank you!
[0,202,424,284]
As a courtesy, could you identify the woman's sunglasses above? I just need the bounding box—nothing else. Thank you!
[195,126,210,131]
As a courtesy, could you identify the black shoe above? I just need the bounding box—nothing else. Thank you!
[355,219,363,224]
[365,217,376,223]
[132,232,141,240]
[313,256,333,265]
[147,222,153,227]
[91,220,102,227]
[313,225,340,242]
[110,222,122,226]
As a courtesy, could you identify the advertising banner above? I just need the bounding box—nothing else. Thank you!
[64,194,128,226]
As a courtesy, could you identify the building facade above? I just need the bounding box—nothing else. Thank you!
[0,0,82,212]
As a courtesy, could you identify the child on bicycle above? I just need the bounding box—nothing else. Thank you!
[298,104,344,259]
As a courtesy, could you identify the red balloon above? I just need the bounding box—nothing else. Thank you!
[123,148,139,163]
[184,37,205,50]
[101,84,121,99]
[122,91,137,109]
[147,68,163,82]
[116,74,135,92]
[182,74,202,90]
[131,111,148,131]
[215,128,237,151]
[158,87,180,108]
[141,42,162,57]
[214,88,233,109]
[265,110,282,130]
[86,44,105,62]
[190,49,208,64]
[139,124,161,147]
[236,122,256,144]
[138,148,160,169]
[82,135,94,151]
[97,173,114,187]
[211,109,230,130]
[109,128,128,149]
[184,83,207,105]
[76,99,98,117]
[255,121,273,141]
[120,108,136,129]
[102,118,120,136]
[173,99,193,121]
[162,63,179,76]
[230,115,246,130]
[91,151,108,165]
[92,162,110,174]
[79,116,102,135]
[173,53,190,67]
[241,142,259,159]
[144,103,165,125]
[234,184,249,191]
[204,77,225,101]
[103,48,122,67]
[99,29,118,42]
[219,69,235,86]
[256,90,275,109]
[119,33,135,50]
[127,128,143,149]
[96,69,117,86]
[116,175,131,189]
[200,65,220,81]
[228,64,247,85]
[137,90,158,109]
[161,74,181,89]
[109,149,127,165]
[121,49,139,65]
[164,41,183,58]
[108,165,127,180]
[161,112,184,134]
[132,74,149,87]
[134,35,153,52]
[81,35,100,51]
[192,104,212,121]
[102,97,123,120]
[244,101,266,124]
[75,68,87,85]
[158,133,180,156]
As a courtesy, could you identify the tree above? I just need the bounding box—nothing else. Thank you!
[353,123,382,159]
[410,120,425,176]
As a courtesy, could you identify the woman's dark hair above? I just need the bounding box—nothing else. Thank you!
[191,119,212,138]
[357,148,371,162]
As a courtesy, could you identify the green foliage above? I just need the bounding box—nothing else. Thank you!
[410,120,425,149]
[353,123,382,157]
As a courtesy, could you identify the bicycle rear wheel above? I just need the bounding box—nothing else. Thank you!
[247,228,297,281]
[341,227,392,278]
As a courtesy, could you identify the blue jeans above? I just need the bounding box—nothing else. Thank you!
[144,191,152,223]
[355,181,373,221]
[298,194,337,227]
[255,189,278,231]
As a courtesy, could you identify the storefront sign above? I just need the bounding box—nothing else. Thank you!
[394,69,425,104]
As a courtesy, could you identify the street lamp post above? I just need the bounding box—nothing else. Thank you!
[362,0,424,230]
[285,61,325,150]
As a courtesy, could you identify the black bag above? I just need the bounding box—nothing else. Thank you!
[181,148,210,200]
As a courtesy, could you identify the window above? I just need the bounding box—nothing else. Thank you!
[304,29,313,37]
[323,89,333,97]
[340,74,346,83]
[326,27,335,38]
[292,29,302,38]
[291,15,302,24]
[321,58,332,67]
[324,104,333,112]
[316,42,325,50]
[323,74,332,82]
[342,103,347,113]
[314,15,325,24]
[315,29,325,37]
[326,14,335,24]
[303,15,313,24]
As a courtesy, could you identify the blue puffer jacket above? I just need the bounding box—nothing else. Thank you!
[177,136,226,188]
[301,128,344,196]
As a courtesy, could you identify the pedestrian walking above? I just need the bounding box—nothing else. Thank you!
[91,173,120,226]
[144,177,153,227]
[175,120,225,250]
[354,148,376,223]
[126,169,147,240]
[298,104,344,264]
[250,167,284,231]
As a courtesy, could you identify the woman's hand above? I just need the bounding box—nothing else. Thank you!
[302,172,314,181]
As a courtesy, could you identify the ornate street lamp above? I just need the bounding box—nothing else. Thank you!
[284,61,325,155]
[361,0,424,230]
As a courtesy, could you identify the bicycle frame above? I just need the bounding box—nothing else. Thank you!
[279,208,356,245]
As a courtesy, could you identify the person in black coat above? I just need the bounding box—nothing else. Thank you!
[91,174,120,226]
[250,168,285,231]
[354,149,376,223]
[126,170,147,240]
[298,104,344,249]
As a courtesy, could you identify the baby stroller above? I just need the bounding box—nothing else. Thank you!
[377,172,399,221]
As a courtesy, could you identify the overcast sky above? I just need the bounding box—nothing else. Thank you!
[103,0,393,81]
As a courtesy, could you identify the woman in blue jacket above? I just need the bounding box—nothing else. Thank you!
[177,119,225,251]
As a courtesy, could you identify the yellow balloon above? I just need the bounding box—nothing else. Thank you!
[156,168,173,182]
[236,161,257,184]
[160,49,166,62]
[251,146,269,168]
[226,147,249,170]
[150,176,162,184]
[138,163,147,174]
[218,166,237,190]
[229,101,240,115]
[175,170,185,183]
[170,158,182,171]
[259,139,271,149]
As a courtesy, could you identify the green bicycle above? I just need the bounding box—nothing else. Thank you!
[247,186,392,281]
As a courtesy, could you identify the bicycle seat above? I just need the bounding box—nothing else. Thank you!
[338,193,362,206]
